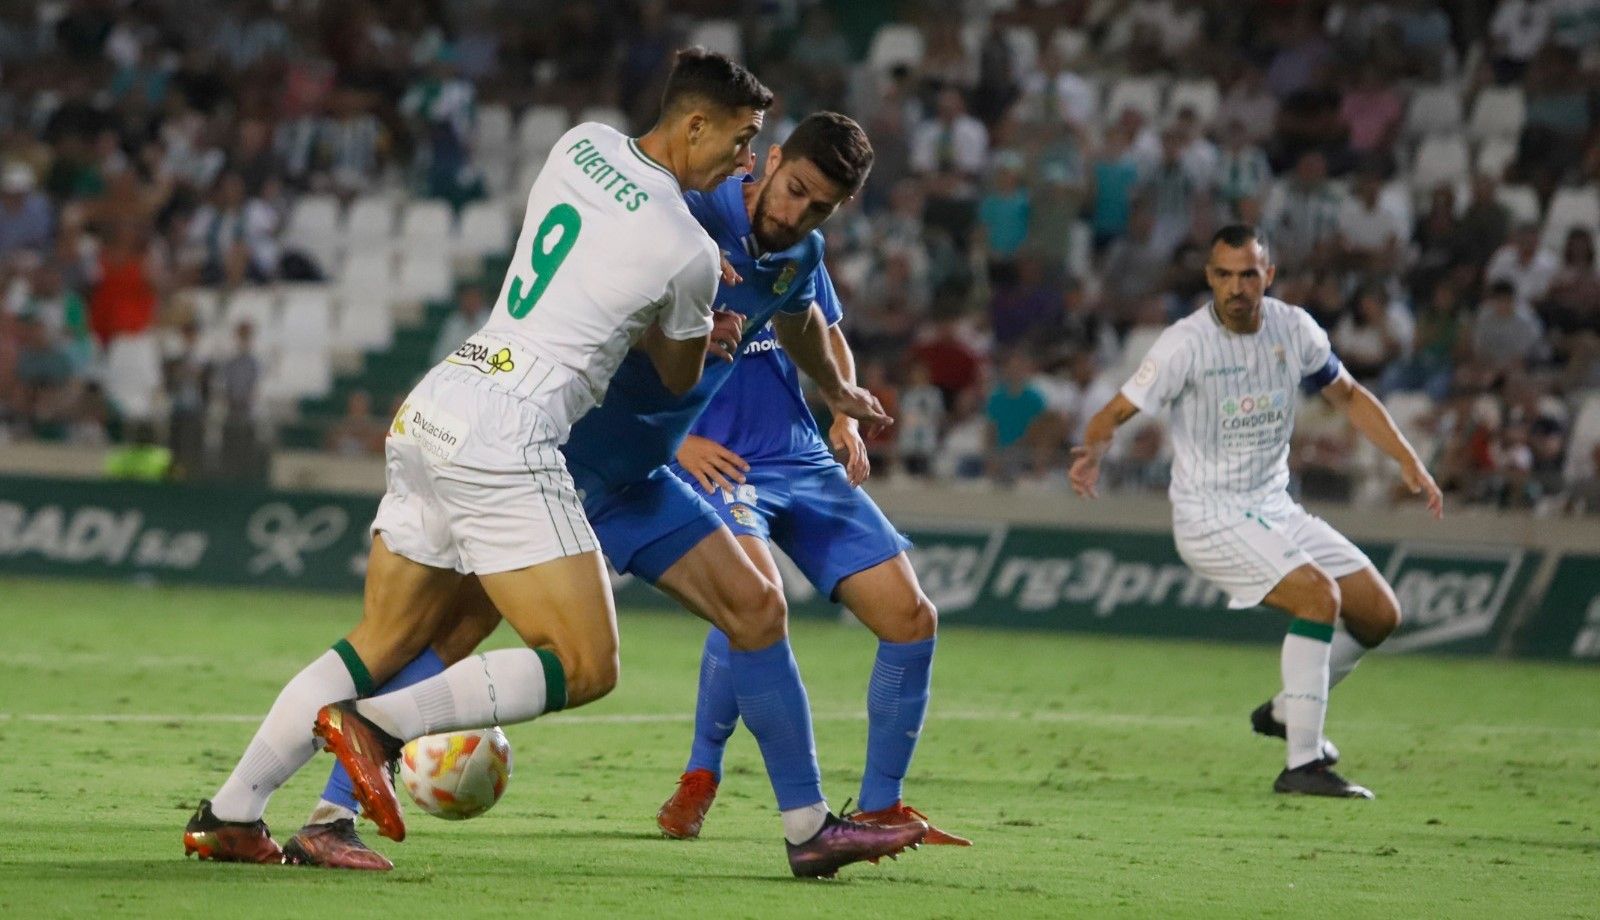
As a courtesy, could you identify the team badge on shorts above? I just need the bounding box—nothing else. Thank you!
[730,503,758,528]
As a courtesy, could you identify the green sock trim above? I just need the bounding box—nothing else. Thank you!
[1288,619,1335,643]
[332,639,375,696]
[536,648,567,712]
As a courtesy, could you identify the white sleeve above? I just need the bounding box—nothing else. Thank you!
[657,244,717,342]
[1293,306,1338,381]
[1119,326,1192,413]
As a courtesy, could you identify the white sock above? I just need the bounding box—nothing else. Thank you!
[1281,627,1332,769]
[1272,626,1368,722]
[307,800,358,826]
[355,648,551,740]
[211,650,358,822]
[782,801,830,845]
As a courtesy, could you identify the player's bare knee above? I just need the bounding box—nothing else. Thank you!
[545,630,620,707]
[1292,569,1340,624]
[876,596,937,643]
[718,578,788,650]
[569,650,619,706]
[1370,593,1402,642]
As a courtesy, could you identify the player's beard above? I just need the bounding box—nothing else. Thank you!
[750,185,801,252]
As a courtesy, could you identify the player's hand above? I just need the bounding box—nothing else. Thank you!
[1402,459,1444,519]
[706,309,743,362]
[830,416,870,486]
[825,384,893,437]
[676,434,749,494]
[718,251,742,286]
[1068,445,1102,499]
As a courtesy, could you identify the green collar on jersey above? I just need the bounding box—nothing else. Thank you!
[627,138,678,186]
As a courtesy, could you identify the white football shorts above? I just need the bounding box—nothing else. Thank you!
[1172,501,1372,610]
[371,367,597,575]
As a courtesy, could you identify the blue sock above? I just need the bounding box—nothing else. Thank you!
[729,638,823,811]
[859,637,936,812]
[320,647,447,813]
[685,628,739,779]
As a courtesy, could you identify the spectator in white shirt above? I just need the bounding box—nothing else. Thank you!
[912,87,990,181]
[1486,222,1560,306]
[1336,165,1408,274]
[1490,0,1551,82]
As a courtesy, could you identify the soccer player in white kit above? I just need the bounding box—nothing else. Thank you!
[185,49,774,860]
[1070,224,1443,799]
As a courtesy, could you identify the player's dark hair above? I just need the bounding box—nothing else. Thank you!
[779,111,874,193]
[659,47,773,118]
[1212,224,1269,259]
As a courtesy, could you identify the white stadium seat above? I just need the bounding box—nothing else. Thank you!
[1404,84,1464,137]
[1105,76,1164,122]
[1049,27,1089,62]
[397,251,453,303]
[264,348,333,401]
[456,199,512,260]
[344,195,396,251]
[400,200,454,249]
[517,105,570,160]
[867,23,924,71]
[338,250,395,318]
[1411,134,1471,192]
[1475,136,1518,179]
[283,195,341,257]
[1468,86,1526,141]
[278,285,333,352]
[1495,185,1542,225]
[473,103,513,154]
[689,19,742,60]
[1541,186,1600,253]
[221,288,280,356]
[1165,79,1220,125]
[332,296,394,352]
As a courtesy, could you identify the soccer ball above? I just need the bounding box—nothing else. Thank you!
[398,727,513,820]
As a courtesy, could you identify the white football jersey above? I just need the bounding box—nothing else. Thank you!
[1120,297,1337,525]
[444,123,718,434]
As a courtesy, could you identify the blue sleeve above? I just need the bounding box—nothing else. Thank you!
[813,264,844,326]
[1301,352,1342,392]
[777,236,824,315]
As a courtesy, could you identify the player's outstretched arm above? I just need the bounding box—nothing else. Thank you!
[1069,393,1140,499]
[1320,369,1444,518]
[823,323,870,486]
[774,306,893,435]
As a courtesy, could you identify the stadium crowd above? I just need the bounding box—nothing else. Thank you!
[0,0,1597,512]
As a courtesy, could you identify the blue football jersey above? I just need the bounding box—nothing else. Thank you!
[562,175,822,488]
[689,264,844,463]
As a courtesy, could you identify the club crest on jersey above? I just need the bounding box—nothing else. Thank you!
[1273,344,1287,369]
[730,503,758,529]
[772,263,798,295]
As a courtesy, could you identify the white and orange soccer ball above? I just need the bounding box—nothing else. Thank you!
[398,727,513,820]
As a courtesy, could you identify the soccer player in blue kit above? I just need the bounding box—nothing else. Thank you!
[654,266,971,847]
[289,113,929,879]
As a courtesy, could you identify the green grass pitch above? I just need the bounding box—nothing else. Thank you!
[0,577,1596,918]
